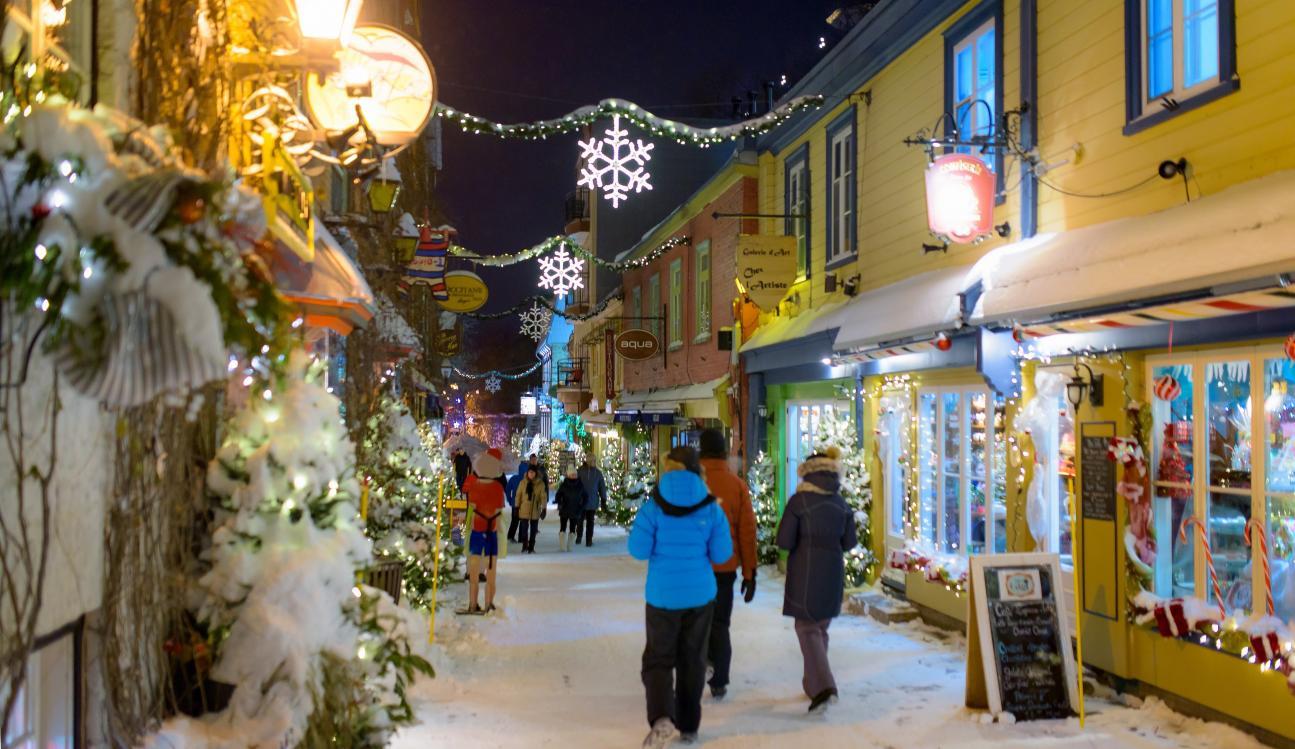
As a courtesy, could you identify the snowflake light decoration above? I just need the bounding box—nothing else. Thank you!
[519,303,553,342]
[578,114,653,208]
[484,374,502,393]
[537,243,585,296]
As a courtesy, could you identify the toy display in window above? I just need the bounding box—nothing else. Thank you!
[1157,424,1192,497]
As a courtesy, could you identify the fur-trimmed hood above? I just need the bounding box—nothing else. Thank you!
[797,454,841,479]
[796,451,842,495]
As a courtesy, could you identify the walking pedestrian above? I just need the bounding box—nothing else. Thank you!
[576,456,608,546]
[453,448,472,494]
[505,461,526,542]
[514,466,547,553]
[555,468,588,552]
[461,448,506,614]
[697,429,757,701]
[776,447,858,714]
[628,446,733,748]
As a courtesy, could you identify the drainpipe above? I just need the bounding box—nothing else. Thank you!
[1020,0,1039,239]
[748,371,766,474]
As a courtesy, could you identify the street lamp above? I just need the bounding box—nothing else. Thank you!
[295,0,364,50]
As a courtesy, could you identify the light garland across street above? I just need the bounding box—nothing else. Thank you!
[434,95,826,145]
[447,235,689,269]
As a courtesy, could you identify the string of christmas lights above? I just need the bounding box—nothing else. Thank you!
[434,96,825,145]
[448,235,688,269]
[453,358,544,381]
[459,290,624,322]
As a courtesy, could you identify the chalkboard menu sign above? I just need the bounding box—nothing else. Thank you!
[1080,423,1117,522]
[967,553,1078,720]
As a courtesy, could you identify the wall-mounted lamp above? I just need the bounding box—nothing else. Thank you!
[1065,362,1104,410]
[843,274,860,296]
[824,273,838,293]
[994,222,1011,238]
[1158,158,1188,180]
[923,241,949,255]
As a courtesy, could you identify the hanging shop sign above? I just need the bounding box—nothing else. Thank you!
[924,153,995,243]
[437,270,488,313]
[604,328,616,399]
[304,24,436,146]
[736,234,797,309]
[615,328,660,360]
[966,553,1079,721]
[404,227,450,299]
[436,328,460,356]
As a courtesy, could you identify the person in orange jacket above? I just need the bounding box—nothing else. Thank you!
[697,428,757,700]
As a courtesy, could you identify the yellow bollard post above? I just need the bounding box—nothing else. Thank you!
[429,475,445,644]
[1067,476,1086,727]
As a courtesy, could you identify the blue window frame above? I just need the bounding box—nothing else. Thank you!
[784,144,810,280]
[1124,0,1237,135]
[824,107,856,270]
[944,0,1004,202]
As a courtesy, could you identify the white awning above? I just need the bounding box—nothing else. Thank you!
[830,266,968,352]
[741,300,847,353]
[618,375,728,419]
[971,169,1295,326]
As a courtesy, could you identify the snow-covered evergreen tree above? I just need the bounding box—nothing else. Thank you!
[813,408,876,587]
[746,450,781,565]
[158,352,430,747]
[599,436,632,526]
[622,434,656,514]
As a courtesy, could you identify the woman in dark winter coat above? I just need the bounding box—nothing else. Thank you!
[776,447,858,714]
[555,468,588,552]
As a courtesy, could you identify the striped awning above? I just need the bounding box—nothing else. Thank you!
[1017,288,1295,339]
[835,338,942,364]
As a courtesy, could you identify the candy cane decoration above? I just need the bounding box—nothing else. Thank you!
[1244,518,1274,617]
[1180,516,1226,619]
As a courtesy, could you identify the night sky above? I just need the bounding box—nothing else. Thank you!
[422,0,845,382]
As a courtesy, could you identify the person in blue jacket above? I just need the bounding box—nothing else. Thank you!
[504,461,526,543]
[628,446,733,748]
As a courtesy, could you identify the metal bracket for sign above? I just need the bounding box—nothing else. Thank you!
[902,100,1031,162]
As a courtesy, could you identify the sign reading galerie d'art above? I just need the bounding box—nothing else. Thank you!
[736,234,797,309]
[615,328,659,360]
[924,153,995,243]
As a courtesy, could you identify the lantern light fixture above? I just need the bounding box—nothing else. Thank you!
[295,0,364,48]
[1065,361,1104,410]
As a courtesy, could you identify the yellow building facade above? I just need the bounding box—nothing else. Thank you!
[743,0,1295,741]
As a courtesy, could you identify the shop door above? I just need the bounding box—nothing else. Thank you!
[784,401,845,506]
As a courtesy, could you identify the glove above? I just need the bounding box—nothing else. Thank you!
[541,506,547,520]
[741,576,756,603]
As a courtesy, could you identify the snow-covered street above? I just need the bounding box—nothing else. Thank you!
[396,517,1262,749]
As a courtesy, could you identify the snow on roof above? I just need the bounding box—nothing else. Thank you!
[741,299,847,353]
[374,294,420,350]
[397,212,418,237]
[972,169,1295,325]
[830,265,969,352]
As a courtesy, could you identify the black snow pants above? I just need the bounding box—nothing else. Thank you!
[642,601,714,734]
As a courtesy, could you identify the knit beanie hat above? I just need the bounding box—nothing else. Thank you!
[474,448,505,479]
[698,428,727,459]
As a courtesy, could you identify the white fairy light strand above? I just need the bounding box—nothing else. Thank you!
[434,95,826,146]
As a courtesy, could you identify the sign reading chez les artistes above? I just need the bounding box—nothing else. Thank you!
[736,234,797,309]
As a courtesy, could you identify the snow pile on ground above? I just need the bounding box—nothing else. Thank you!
[393,517,1271,749]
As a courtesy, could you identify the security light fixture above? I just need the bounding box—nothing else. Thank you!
[1158,158,1188,180]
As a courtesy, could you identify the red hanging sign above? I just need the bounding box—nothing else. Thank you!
[924,153,995,243]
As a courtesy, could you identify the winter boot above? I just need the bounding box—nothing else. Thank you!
[808,687,838,715]
[564,533,573,551]
[641,717,677,749]
[558,531,567,551]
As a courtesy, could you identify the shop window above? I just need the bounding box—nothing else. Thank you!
[2,624,78,749]
[693,241,710,340]
[878,394,911,541]
[630,285,643,328]
[647,275,661,340]
[917,387,1005,556]
[1148,349,1295,619]
[824,109,855,268]
[784,147,810,279]
[1124,0,1237,134]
